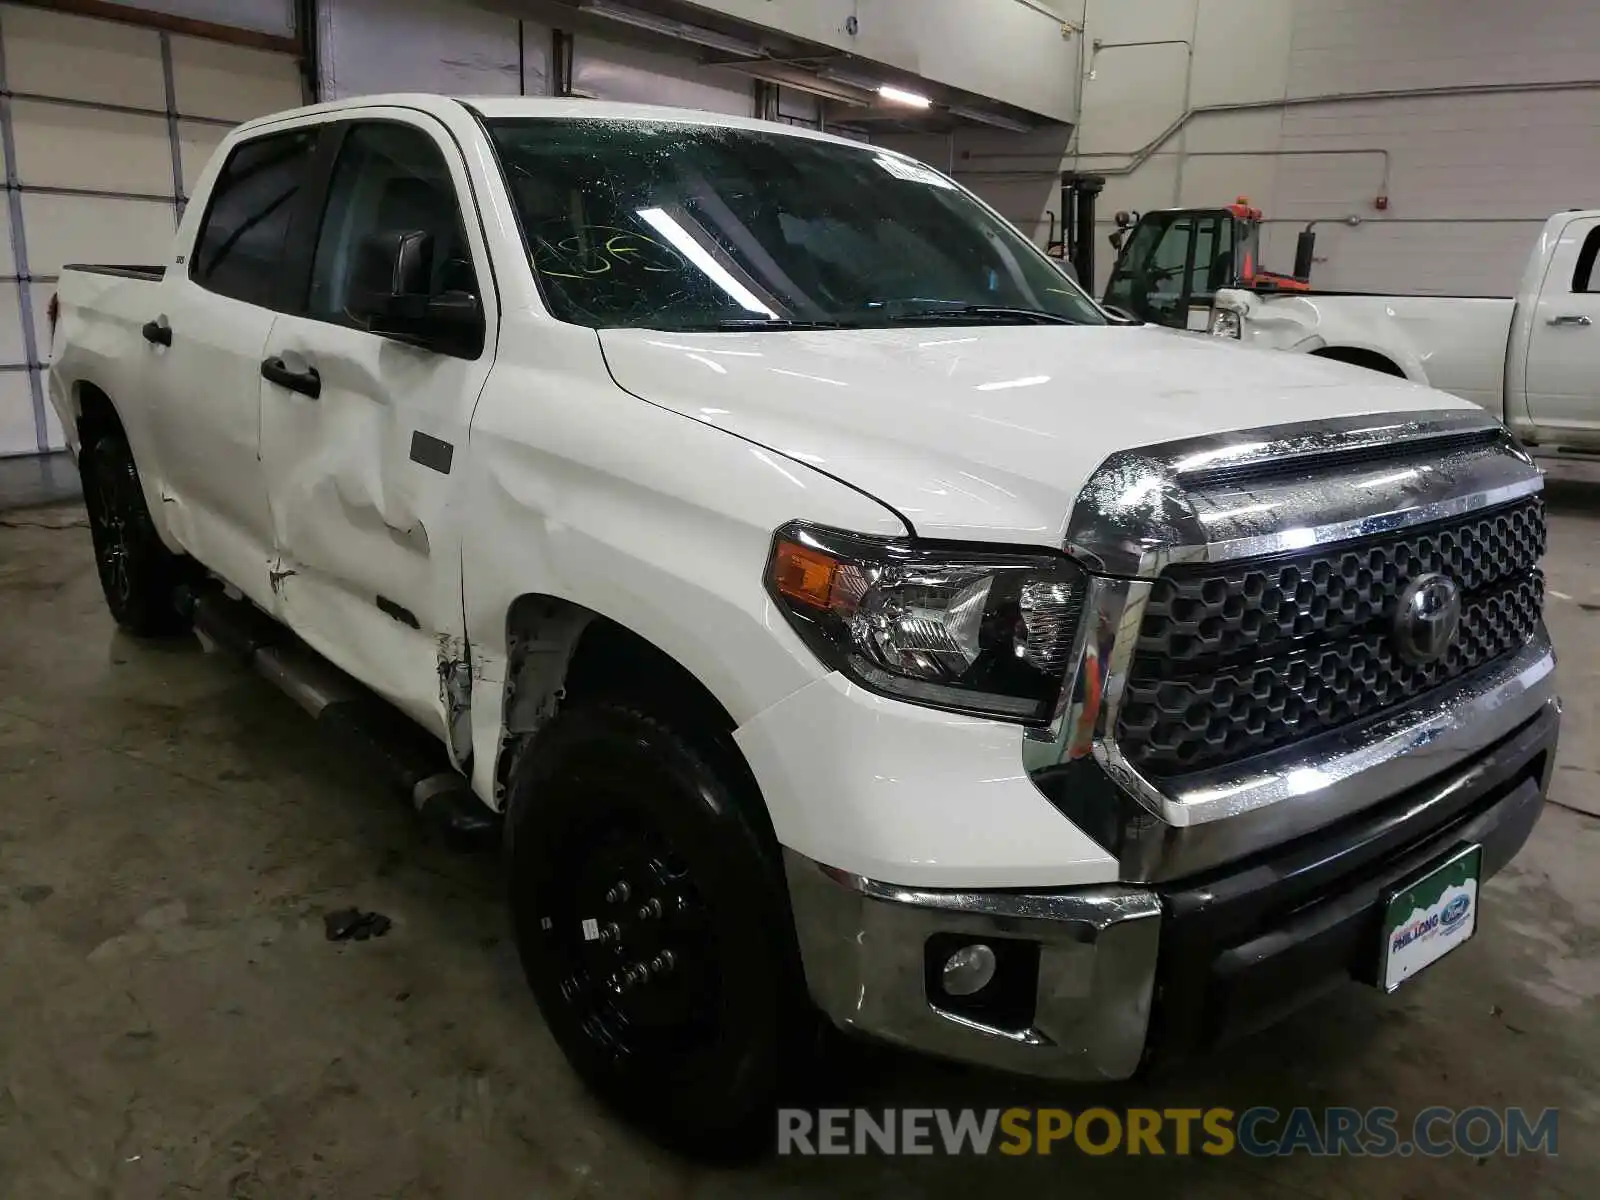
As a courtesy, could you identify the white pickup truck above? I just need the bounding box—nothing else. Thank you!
[1210,210,1600,454]
[48,95,1558,1153]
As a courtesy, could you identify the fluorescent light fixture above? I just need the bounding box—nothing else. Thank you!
[580,0,765,58]
[635,207,776,317]
[878,84,932,108]
[947,104,1032,133]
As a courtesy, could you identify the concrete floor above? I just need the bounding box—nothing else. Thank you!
[1,470,1598,1199]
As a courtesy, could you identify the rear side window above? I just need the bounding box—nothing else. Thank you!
[190,128,319,306]
[1573,226,1600,293]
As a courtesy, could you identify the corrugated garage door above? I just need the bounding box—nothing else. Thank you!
[0,3,302,456]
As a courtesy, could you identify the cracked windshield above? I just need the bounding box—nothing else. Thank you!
[485,118,1105,331]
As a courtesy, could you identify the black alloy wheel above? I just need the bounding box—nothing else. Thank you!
[81,432,187,635]
[506,702,808,1157]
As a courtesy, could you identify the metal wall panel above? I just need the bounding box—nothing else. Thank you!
[320,0,547,99]
[169,35,303,122]
[572,35,752,115]
[19,193,175,277]
[11,102,173,195]
[4,6,166,108]
[177,118,230,195]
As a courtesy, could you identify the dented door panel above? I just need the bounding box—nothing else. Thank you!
[259,317,487,750]
[257,112,495,758]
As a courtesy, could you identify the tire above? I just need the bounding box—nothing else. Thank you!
[80,431,188,635]
[505,702,806,1157]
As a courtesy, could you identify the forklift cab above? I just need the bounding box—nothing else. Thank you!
[1056,175,1315,331]
[1104,205,1255,331]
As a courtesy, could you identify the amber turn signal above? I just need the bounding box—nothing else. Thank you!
[771,539,840,610]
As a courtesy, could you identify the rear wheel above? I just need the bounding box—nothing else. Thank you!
[81,432,188,635]
[505,702,806,1157]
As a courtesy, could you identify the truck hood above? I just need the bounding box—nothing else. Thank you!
[598,324,1477,545]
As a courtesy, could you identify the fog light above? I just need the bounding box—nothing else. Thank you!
[941,943,998,996]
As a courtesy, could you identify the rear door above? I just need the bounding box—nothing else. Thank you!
[258,112,495,753]
[1523,215,1600,433]
[143,125,321,610]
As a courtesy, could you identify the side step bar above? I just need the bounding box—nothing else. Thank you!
[181,587,498,846]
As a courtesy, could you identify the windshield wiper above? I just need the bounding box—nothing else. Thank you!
[868,305,1083,326]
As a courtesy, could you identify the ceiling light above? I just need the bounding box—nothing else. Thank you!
[580,0,765,58]
[878,84,932,108]
[947,104,1032,133]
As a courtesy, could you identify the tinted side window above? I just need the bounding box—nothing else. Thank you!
[306,122,477,327]
[1573,226,1600,293]
[191,129,318,306]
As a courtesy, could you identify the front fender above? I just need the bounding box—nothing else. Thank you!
[459,321,908,801]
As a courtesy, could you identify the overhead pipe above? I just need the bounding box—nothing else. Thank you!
[1068,78,1600,177]
[961,77,1600,171]
[1168,147,1392,203]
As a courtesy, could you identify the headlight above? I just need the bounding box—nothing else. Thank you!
[1208,308,1241,338]
[766,521,1087,723]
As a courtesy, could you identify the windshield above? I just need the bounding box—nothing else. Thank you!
[484,118,1106,330]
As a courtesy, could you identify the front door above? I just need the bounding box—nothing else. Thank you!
[259,113,496,755]
[1524,215,1600,435]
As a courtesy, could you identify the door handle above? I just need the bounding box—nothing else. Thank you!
[260,356,321,399]
[141,319,171,346]
[1547,314,1593,327]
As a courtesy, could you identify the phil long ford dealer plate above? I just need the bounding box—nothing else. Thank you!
[1380,843,1483,993]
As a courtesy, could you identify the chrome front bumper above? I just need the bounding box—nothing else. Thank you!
[785,849,1162,1080]
[787,655,1559,1081]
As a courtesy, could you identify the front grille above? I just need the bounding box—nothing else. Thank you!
[1116,496,1546,776]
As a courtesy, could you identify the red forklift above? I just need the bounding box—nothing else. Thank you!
[1056,172,1317,330]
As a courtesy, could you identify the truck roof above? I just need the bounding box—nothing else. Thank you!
[235,92,873,153]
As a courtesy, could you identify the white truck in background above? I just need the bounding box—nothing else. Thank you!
[1210,210,1600,455]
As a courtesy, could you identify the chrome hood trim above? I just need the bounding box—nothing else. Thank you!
[1065,409,1538,579]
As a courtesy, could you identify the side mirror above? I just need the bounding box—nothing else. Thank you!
[347,230,483,356]
[349,229,432,322]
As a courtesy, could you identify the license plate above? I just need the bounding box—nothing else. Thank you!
[1379,843,1483,992]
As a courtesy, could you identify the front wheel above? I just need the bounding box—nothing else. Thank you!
[81,431,188,635]
[505,703,807,1157]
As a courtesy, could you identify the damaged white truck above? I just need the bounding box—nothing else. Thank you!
[48,95,1558,1152]
[1209,209,1600,455]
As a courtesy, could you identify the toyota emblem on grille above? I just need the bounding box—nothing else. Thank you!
[1393,573,1462,664]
